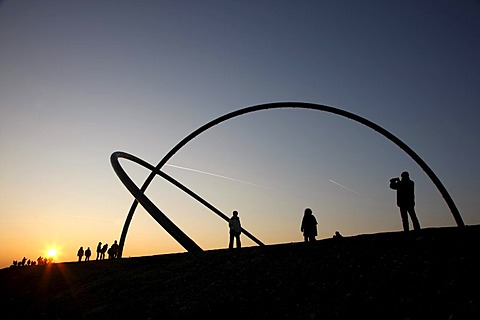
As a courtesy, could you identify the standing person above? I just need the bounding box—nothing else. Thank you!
[390,171,421,232]
[85,247,91,261]
[77,246,84,262]
[110,240,119,259]
[301,208,318,242]
[107,247,113,259]
[96,242,102,260]
[100,243,108,260]
[228,210,242,249]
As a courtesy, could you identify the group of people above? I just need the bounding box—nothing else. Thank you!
[72,170,418,259]
[11,256,52,267]
[10,171,419,266]
[77,240,119,262]
[228,171,421,247]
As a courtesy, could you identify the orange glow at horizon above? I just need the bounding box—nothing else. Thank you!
[45,244,61,262]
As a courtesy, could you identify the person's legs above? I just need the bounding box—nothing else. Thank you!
[400,207,409,231]
[235,233,241,248]
[229,232,234,249]
[408,207,421,230]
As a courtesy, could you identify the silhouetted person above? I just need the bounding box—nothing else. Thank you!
[301,208,317,242]
[96,242,102,260]
[85,247,91,261]
[77,246,84,262]
[390,171,421,232]
[100,244,108,260]
[21,257,27,266]
[111,240,119,259]
[333,231,343,239]
[228,210,242,249]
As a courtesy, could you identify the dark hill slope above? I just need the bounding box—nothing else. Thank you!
[1,226,479,319]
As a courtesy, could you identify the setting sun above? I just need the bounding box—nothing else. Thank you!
[47,248,57,258]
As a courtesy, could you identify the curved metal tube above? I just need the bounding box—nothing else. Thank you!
[110,151,264,251]
[114,102,464,258]
[111,151,202,252]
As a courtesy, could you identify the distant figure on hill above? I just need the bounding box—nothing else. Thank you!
[301,208,317,242]
[111,240,119,259]
[100,243,108,260]
[77,246,84,262]
[228,210,242,249]
[333,231,343,239]
[96,242,102,260]
[390,171,421,232]
[85,247,91,261]
[21,257,27,266]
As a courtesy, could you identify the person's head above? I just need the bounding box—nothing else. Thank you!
[232,210,238,217]
[304,208,312,216]
[401,171,410,179]
[114,240,117,244]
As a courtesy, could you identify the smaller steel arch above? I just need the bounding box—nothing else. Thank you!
[110,151,264,253]
[111,152,202,252]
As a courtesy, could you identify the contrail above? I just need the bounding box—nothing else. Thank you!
[328,179,365,197]
[165,164,272,189]
[165,165,364,196]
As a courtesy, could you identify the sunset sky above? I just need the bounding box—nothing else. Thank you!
[1,1,479,268]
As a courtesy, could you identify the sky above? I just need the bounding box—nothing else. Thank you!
[0,0,479,268]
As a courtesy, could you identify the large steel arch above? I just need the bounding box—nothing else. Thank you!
[113,102,465,258]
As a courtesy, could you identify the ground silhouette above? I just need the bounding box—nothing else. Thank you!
[1,225,479,319]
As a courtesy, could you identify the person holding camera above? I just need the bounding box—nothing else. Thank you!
[389,171,421,232]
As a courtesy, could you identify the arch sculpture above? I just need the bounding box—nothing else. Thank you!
[111,102,465,258]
